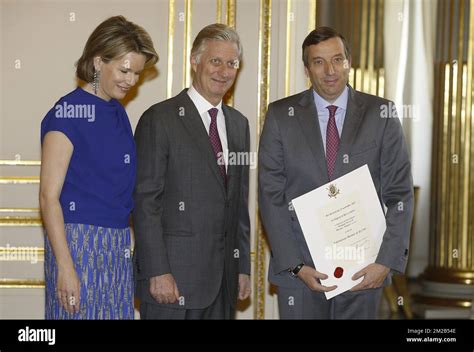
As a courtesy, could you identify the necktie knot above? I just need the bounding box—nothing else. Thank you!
[208,108,219,122]
[327,105,338,117]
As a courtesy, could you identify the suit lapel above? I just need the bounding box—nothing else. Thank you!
[177,89,227,195]
[332,86,365,179]
[296,89,328,181]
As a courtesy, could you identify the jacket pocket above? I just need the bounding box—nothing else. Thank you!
[350,140,377,156]
[163,231,194,237]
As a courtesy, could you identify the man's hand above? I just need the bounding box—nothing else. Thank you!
[149,274,180,304]
[296,265,337,292]
[238,274,251,300]
[350,263,390,292]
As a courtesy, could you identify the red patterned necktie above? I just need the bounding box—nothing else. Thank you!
[326,105,339,180]
[208,108,226,184]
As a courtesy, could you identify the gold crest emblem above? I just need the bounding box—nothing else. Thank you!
[327,183,340,198]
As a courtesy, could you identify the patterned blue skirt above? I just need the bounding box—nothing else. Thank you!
[44,223,134,319]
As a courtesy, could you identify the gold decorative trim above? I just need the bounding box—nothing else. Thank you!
[428,0,474,288]
[0,208,39,213]
[0,216,42,226]
[0,247,44,262]
[306,0,317,88]
[449,57,458,269]
[217,0,223,23]
[412,294,472,309]
[454,1,465,271]
[227,0,236,29]
[466,0,474,270]
[0,279,44,288]
[285,0,292,97]
[308,0,316,32]
[367,0,376,94]
[183,0,192,89]
[167,0,175,98]
[421,267,474,285]
[0,160,40,166]
[254,0,272,320]
[1,160,41,225]
[0,176,39,184]
[359,0,368,92]
[440,61,450,266]
[430,0,443,271]
[222,0,236,107]
[347,0,384,96]
[378,68,385,98]
[377,0,384,96]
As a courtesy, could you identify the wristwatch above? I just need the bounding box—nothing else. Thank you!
[289,263,305,277]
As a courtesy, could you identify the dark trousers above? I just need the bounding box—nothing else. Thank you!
[277,285,383,319]
[140,276,232,320]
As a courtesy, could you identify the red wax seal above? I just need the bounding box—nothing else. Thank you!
[334,267,344,278]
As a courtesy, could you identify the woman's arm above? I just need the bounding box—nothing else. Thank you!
[40,131,80,314]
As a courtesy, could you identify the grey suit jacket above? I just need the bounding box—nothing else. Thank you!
[258,86,413,289]
[133,89,251,309]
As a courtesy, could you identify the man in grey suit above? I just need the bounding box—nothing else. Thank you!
[133,24,251,319]
[258,27,413,319]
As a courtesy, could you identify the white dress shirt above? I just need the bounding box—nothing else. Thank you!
[187,84,228,171]
[312,86,349,155]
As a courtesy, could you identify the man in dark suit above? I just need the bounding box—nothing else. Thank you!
[133,24,251,319]
[258,27,413,319]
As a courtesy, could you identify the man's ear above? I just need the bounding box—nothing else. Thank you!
[344,57,352,70]
[190,55,198,73]
[304,65,310,78]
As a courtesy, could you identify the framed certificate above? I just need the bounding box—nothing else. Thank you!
[292,164,386,299]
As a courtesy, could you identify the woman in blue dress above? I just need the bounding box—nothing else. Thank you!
[39,16,158,319]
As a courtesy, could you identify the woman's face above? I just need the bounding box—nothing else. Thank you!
[94,51,147,101]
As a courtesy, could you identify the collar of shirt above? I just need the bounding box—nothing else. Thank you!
[187,84,223,116]
[312,85,349,120]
